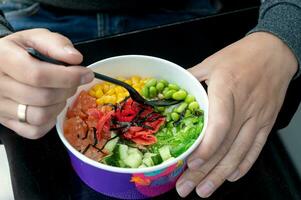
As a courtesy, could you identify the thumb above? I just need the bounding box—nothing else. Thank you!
[12,28,83,65]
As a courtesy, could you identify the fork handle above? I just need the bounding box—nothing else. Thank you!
[26,48,129,88]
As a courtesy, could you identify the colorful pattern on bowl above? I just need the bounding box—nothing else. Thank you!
[69,149,186,199]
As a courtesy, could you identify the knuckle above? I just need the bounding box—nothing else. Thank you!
[199,145,216,159]
[195,168,207,179]
[39,89,56,105]
[214,170,227,183]
[28,69,47,86]
[63,70,81,87]
[216,164,234,177]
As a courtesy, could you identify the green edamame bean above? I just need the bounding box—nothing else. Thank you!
[162,87,169,94]
[188,101,199,111]
[145,79,157,88]
[171,112,180,121]
[159,80,169,86]
[149,86,157,98]
[176,102,188,113]
[184,94,195,104]
[184,109,192,117]
[163,89,176,99]
[172,90,187,100]
[156,82,165,92]
[141,87,149,98]
[168,83,180,91]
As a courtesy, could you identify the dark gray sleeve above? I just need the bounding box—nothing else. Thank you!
[0,11,13,37]
[249,0,301,78]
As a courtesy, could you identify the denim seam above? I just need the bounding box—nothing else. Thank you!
[4,3,40,18]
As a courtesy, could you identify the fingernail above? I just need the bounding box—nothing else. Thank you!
[64,45,80,55]
[81,72,94,84]
[196,180,215,198]
[227,170,240,182]
[176,180,195,197]
[188,158,204,170]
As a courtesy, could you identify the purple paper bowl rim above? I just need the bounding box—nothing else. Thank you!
[56,55,208,174]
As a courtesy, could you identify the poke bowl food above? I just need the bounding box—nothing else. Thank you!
[56,55,208,199]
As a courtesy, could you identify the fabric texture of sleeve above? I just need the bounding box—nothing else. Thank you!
[0,10,14,37]
[248,0,301,78]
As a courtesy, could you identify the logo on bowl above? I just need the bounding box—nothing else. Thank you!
[130,160,186,197]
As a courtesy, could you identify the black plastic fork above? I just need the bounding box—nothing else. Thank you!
[26,48,180,107]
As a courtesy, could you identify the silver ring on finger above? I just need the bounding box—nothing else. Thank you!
[17,104,28,123]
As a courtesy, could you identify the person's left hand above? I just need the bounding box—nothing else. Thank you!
[175,32,298,198]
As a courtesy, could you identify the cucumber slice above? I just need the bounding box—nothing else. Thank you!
[163,157,175,163]
[115,144,128,161]
[104,136,119,153]
[144,152,156,158]
[128,147,143,157]
[139,164,147,168]
[124,152,143,168]
[159,145,172,161]
[151,154,163,165]
[101,154,116,166]
[142,157,154,167]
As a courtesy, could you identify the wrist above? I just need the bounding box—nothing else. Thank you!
[246,32,298,80]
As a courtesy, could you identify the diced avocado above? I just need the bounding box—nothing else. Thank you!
[159,145,172,161]
[104,136,119,153]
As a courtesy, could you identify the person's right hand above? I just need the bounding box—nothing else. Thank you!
[0,28,94,139]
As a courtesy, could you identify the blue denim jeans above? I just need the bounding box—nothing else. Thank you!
[1,1,218,43]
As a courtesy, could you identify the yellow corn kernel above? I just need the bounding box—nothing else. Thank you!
[92,84,102,91]
[114,86,124,94]
[117,97,124,103]
[124,91,130,96]
[96,98,104,105]
[103,95,116,104]
[88,90,96,97]
[117,93,125,100]
[133,86,141,92]
[121,87,127,93]
[106,88,115,95]
[101,96,110,104]
[95,89,104,98]
[101,83,110,93]
[132,83,140,89]
[142,78,150,84]
[124,79,132,85]
[131,76,141,85]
